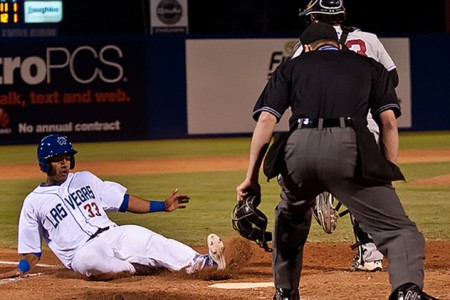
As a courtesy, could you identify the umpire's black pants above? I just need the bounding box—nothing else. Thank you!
[273,127,425,293]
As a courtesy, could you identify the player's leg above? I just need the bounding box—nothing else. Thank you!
[316,127,429,296]
[330,183,426,293]
[350,215,383,272]
[102,225,225,273]
[272,169,319,299]
[272,203,311,300]
[72,225,225,279]
[350,112,383,272]
[71,235,135,279]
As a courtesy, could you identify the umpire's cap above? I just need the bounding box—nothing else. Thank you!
[300,22,338,45]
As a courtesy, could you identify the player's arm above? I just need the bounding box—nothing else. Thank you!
[371,35,399,87]
[377,109,399,163]
[0,253,41,279]
[388,69,399,88]
[236,111,277,201]
[118,190,190,214]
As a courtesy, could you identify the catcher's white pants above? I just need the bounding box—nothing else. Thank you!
[71,225,198,277]
[361,242,383,261]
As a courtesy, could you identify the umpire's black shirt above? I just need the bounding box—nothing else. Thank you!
[253,47,401,129]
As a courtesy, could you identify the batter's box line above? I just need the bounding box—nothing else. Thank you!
[0,272,44,285]
[0,260,64,268]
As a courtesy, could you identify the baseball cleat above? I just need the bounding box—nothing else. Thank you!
[273,288,300,300]
[389,283,438,300]
[207,233,226,270]
[351,258,383,272]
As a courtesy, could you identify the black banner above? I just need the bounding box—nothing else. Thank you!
[0,38,148,144]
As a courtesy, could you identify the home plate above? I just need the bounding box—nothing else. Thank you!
[209,282,274,289]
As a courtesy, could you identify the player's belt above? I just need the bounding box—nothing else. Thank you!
[87,226,110,242]
[297,117,353,129]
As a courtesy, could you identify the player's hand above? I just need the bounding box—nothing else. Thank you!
[0,268,22,279]
[164,188,190,212]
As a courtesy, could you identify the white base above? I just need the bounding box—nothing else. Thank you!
[208,282,274,289]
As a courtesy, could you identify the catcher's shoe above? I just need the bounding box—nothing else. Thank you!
[351,254,382,272]
[273,288,300,300]
[207,233,226,270]
[388,283,438,300]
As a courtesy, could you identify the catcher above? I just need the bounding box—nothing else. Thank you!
[0,134,226,281]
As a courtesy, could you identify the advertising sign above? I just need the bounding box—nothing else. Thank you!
[149,0,188,34]
[24,0,63,23]
[0,38,148,144]
[186,38,412,135]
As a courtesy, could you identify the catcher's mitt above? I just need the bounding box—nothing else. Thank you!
[312,192,340,234]
[231,194,272,252]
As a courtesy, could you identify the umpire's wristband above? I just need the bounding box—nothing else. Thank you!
[149,201,166,212]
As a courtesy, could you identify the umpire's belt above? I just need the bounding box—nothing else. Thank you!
[87,227,110,242]
[297,117,353,129]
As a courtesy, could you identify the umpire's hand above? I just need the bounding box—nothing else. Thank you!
[236,179,261,203]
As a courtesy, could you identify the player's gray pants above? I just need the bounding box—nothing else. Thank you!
[272,127,425,293]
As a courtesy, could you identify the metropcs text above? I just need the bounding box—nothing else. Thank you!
[0,45,124,85]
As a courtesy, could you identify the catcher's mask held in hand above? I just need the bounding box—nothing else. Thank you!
[231,194,272,252]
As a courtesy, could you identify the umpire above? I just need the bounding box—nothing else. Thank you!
[236,22,436,300]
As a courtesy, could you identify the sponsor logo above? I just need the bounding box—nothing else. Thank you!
[0,107,12,134]
[24,1,63,23]
[157,0,182,25]
[56,136,67,145]
[267,40,298,79]
[0,45,125,85]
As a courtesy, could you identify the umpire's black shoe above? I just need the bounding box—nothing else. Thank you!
[273,288,300,300]
[389,283,438,300]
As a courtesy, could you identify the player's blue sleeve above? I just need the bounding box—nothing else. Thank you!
[118,194,129,212]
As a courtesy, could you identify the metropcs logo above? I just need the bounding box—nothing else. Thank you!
[0,45,124,85]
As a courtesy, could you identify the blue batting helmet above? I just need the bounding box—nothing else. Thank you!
[37,134,78,173]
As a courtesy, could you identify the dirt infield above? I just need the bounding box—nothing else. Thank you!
[0,239,449,299]
[2,148,450,182]
[1,148,449,299]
